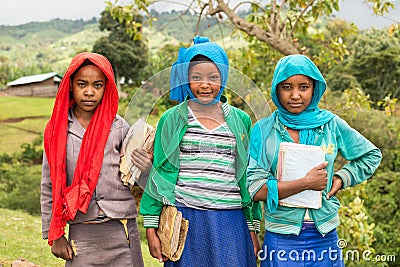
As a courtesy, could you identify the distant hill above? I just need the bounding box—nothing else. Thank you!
[0,18,107,75]
[0,11,245,77]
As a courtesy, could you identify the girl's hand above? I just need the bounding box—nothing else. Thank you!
[250,231,261,257]
[303,161,329,191]
[131,149,153,177]
[327,175,343,199]
[146,228,167,263]
[51,235,73,260]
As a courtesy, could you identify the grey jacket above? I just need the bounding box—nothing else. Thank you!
[41,109,138,239]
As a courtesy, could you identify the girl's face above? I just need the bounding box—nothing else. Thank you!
[71,65,106,115]
[188,62,221,104]
[277,74,314,114]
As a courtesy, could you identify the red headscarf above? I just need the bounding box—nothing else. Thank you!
[44,52,118,245]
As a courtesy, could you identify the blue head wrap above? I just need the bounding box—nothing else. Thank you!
[170,36,229,104]
[271,54,335,144]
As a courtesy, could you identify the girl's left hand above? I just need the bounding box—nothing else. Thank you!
[250,231,261,257]
[327,175,343,199]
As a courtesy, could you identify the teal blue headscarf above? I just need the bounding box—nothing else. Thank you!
[169,36,229,104]
[271,54,335,144]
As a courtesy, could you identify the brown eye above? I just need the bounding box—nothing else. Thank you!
[300,85,310,91]
[210,75,220,81]
[94,83,104,89]
[77,82,86,88]
[190,75,201,81]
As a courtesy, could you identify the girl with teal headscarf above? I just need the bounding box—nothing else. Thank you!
[247,55,382,266]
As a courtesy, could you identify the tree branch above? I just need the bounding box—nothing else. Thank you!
[290,0,316,37]
[231,1,266,13]
[194,3,210,37]
[208,0,299,55]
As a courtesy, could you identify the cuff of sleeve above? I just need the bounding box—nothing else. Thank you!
[246,220,255,232]
[253,220,261,233]
[248,179,266,199]
[266,178,278,213]
[143,215,160,228]
[42,231,49,240]
[335,169,351,189]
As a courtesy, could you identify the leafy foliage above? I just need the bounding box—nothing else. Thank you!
[340,29,400,103]
[338,109,400,172]
[350,47,400,103]
[364,171,400,265]
[332,106,400,266]
[93,10,149,89]
[0,136,44,215]
[337,184,376,266]
[0,162,41,215]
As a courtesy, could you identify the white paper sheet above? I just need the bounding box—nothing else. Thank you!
[277,142,326,209]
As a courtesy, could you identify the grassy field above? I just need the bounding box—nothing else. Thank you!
[0,208,162,267]
[0,96,54,155]
[0,96,160,155]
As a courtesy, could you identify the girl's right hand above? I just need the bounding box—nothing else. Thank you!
[51,235,73,260]
[146,228,168,263]
[303,161,329,191]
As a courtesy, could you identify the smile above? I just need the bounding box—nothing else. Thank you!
[198,92,212,96]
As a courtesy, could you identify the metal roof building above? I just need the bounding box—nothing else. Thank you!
[2,72,62,97]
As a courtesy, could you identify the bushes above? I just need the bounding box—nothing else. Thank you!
[335,109,400,266]
[365,171,400,260]
[339,109,400,172]
[0,163,42,215]
[0,137,43,215]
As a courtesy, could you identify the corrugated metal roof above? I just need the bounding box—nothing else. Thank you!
[7,72,62,86]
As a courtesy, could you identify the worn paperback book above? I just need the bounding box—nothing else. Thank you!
[157,205,189,261]
[120,118,156,189]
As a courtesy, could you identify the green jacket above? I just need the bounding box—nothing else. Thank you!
[140,98,262,231]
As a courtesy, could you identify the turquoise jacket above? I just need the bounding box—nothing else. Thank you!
[246,114,382,236]
[140,98,262,231]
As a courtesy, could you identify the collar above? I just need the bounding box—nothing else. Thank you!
[177,95,230,118]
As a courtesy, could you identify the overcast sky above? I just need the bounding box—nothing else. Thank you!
[0,0,399,29]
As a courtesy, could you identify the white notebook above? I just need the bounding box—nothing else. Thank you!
[277,142,326,209]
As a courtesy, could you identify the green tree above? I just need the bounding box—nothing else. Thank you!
[349,46,400,103]
[325,28,400,104]
[106,0,396,60]
[93,9,149,91]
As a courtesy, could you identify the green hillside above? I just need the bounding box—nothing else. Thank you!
[0,21,108,75]
[0,12,245,77]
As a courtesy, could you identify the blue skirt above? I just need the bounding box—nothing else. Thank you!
[164,206,257,267]
[259,223,345,267]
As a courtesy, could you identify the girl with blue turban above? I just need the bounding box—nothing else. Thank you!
[140,36,262,266]
[246,54,382,266]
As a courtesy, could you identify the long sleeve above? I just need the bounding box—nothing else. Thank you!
[246,118,279,213]
[333,116,382,188]
[140,108,182,228]
[40,152,52,239]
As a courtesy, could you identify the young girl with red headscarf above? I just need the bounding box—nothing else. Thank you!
[41,52,149,266]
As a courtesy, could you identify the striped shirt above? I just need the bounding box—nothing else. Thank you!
[175,106,242,210]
